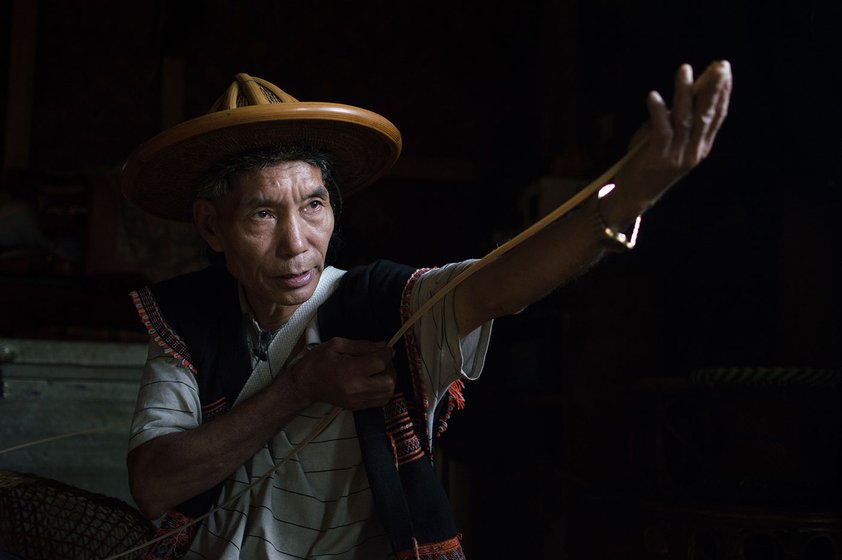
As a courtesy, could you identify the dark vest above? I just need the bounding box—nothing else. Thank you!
[140,260,464,559]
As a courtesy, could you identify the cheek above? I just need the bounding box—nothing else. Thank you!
[225,231,274,267]
[314,217,335,253]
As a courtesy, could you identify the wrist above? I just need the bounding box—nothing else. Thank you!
[590,183,643,252]
[271,367,312,413]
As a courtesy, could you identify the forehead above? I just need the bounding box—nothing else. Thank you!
[229,160,325,192]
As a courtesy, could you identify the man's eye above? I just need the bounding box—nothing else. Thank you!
[255,209,273,219]
[306,200,325,212]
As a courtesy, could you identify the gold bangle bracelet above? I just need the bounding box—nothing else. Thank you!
[593,183,642,251]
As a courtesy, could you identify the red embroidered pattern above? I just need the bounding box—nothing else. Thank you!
[131,287,196,374]
[201,395,229,421]
[384,392,425,466]
[400,268,433,445]
[139,510,198,559]
[396,534,466,560]
[399,267,466,453]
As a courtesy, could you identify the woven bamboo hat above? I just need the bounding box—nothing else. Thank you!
[120,73,403,222]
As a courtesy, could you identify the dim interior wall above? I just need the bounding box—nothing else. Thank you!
[0,337,146,508]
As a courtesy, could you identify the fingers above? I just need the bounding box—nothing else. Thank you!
[690,60,733,160]
[341,346,396,408]
[337,357,397,410]
[618,60,732,200]
[325,337,392,356]
[322,338,394,378]
[646,64,696,156]
[352,364,398,408]
[304,340,390,380]
[292,337,397,410]
[670,63,695,154]
[700,61,733,148]
[646,60,732,168]
[646,90,671,154]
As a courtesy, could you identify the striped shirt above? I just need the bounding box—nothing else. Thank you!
[128,261,493,559]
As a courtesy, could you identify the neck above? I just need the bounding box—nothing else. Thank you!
[254,305,297,331]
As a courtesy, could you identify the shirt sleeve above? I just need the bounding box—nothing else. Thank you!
[127,339,202,453]
[406,260,494,417]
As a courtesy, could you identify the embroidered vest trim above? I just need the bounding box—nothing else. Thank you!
[132,261,466,559]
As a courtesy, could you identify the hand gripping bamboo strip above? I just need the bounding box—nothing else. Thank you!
[104,137,647,559]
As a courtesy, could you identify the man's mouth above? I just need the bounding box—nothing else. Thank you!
[276,269,313,288]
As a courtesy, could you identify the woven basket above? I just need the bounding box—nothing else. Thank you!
[0,470,156,560]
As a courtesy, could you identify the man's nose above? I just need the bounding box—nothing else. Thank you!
[275,215,307,257]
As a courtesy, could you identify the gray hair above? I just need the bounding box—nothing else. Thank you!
[196,144,342,218]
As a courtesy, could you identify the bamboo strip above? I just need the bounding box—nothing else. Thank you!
[102,406,343,560]
[0,426,111,455]
[103,137,647,559]
[388,135,648,346]
[24,60,726,558]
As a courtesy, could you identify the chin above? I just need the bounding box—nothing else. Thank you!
[275,284,319,306]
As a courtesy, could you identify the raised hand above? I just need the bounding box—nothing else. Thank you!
[614,60,733,209]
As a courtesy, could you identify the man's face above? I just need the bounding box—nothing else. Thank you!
[195,161,335,329]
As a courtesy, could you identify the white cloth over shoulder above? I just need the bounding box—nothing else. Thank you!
[128,261,493,560]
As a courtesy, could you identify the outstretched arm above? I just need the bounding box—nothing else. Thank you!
[454,61,733,335]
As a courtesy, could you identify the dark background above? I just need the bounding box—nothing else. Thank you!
[1,0,840,557]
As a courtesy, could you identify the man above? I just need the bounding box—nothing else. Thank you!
[121,63,732,559]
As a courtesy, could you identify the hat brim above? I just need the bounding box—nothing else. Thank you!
[120,103,402,222]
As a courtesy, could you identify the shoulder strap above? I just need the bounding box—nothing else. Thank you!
[234,266,346,405]
[317,259,461,555]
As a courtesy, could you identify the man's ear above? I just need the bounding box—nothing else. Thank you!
[193,199,225,252]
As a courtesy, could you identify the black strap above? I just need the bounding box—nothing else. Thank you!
[317,260,459,552]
